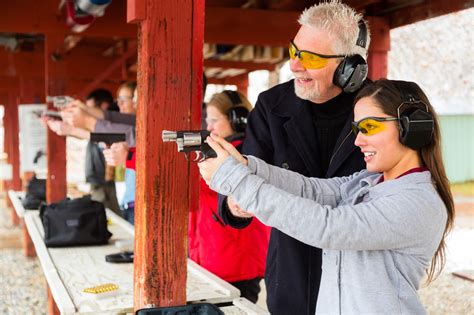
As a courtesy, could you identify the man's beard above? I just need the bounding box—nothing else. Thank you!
[294,81,320,102]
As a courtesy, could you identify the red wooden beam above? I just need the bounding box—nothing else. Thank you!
[0,0,136,38]
[78,45,137,98]
[207,73,250,86]
[127,0,147,23]
[134,0,204,309]
[389,0,473,28]
[204,59,278,71]
[366,16,390,80]
[205,7,300,46]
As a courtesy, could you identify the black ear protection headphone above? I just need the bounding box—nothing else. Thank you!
[223,90,249,133]
[333,20,369,93]
[396,82,434,150]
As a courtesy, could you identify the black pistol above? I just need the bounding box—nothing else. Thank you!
[162,130,217,162]
[90,133,126,147]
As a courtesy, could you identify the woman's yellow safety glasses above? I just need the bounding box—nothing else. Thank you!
[289,41,345,69]
[351,117,399,136]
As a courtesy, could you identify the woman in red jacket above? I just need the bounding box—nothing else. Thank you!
[188,90,270,303]
[106,90,270,302]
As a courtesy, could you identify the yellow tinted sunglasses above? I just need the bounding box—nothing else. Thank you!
[289,41,345,69]
[351,117,399,136]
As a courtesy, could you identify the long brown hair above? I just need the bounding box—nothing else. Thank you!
[355,79,454,283]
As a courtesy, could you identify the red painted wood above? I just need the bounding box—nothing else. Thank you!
[45,35,67,203]
[78,46,137,98]
[22,220,36,257]
[205,7,299,46]
[127,0,146,23]
[204,59,277,71]
[133,0,204,309]
[389,0,472,28]
[366,17,390,80]
[47,285,60,315]
[0,0,136,38]
[188,0,205,224]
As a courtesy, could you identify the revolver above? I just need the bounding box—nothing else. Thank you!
[46,96,74,109]
[162,130,217,162]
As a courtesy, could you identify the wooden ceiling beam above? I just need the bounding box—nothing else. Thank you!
[205,59,278,71]
[388,0,473,28]
[205,7,299,46]
[0,0,136,38]
[0,50,126,80]
[207,73,250,85]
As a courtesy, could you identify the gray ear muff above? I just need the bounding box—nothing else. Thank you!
[333,55,368,93]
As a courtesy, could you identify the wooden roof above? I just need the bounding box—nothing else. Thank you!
[0,0,472,94]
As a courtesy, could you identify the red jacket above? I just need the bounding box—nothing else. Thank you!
[188,140,270,282]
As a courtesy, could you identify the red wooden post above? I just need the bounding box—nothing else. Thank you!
[44,35,67,315]
[3,93,21,226]
[44,35,67,205]
[367,16,390,80]
[235,74,250,97]
[129,0,204,310]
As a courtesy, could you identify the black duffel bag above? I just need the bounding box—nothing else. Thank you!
[39,195,112,247]
[22,175,46,210]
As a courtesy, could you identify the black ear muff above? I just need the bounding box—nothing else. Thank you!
[399,108,434,150]
[228,106,249,133]
[223,90,249,133]
[333,20,368,93]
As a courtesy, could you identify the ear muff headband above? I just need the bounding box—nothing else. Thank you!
[333,20,368,93]
[396,86,434,150]
[222,90,249,133]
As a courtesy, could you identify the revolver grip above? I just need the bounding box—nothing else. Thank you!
[201,143,217,160]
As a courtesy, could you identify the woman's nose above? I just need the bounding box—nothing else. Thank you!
[354,132,366,147]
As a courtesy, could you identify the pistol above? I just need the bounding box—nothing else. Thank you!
[46,96,74,109]
[90,133,126,147]
[162,130,217,162]
[33,110,62,120]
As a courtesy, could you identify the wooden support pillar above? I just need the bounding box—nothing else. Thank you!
[128,0,204,310]
[367,16,390,80]
[44,35,67,315]
[3,93,21,226]
[22,219,36,257]
[235,73,249,97]
[44,35,67,205]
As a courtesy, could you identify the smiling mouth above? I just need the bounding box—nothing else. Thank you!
[364,152,375,157]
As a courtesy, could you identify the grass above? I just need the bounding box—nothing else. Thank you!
[450,181,474,196]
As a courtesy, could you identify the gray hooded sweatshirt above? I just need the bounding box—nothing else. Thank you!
[210,156,447,315]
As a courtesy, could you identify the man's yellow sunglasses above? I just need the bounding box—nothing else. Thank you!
[289,41,345,69]
[351,117,399,136]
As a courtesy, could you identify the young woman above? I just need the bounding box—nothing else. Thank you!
[198,80,454,314]
[189,90,270,303]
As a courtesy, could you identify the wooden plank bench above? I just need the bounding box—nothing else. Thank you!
[23,209,268,314]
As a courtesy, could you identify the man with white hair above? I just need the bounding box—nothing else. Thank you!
[218,1,371,314]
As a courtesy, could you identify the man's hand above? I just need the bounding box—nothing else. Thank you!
[227,196,254,218]
[61,105,97,131]
[46,120,73,136]
[103,142,129,166]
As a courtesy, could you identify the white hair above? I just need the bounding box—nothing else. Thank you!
[298,0,370,58]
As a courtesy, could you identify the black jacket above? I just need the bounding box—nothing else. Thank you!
[219,80,366,315]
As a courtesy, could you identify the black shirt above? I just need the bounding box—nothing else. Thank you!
[309,92,353,175]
